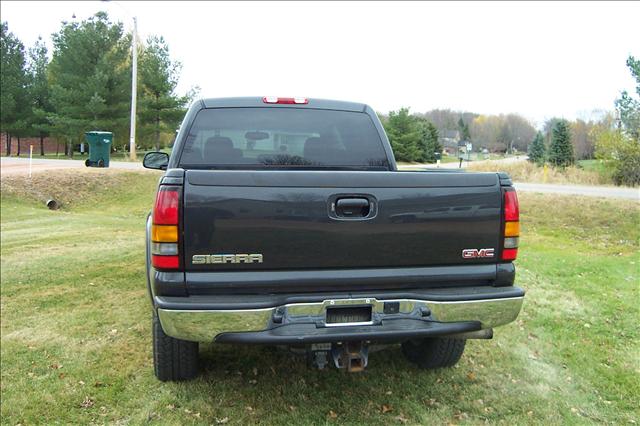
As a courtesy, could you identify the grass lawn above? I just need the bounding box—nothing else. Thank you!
[468,160,617,186]
[1,170,638,425]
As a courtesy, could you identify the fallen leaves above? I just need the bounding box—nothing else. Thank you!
[381,404,393,414]
[215,417,229,424]
[453,412,469,421]
[394,414,409,423]
[327,410,338,419]
[80,396,94,408]
[425,398,437,407]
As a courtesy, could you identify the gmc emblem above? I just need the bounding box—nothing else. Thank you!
[462,248,495,259]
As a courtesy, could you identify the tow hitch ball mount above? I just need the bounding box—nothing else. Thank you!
[310,342,369,372]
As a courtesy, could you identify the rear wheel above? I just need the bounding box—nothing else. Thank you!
[401,337,466,369]
[152,313,199,381]
[97,159,104,167]
[85,159,91,167]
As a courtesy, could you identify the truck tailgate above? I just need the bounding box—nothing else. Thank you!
[182,170,502,274]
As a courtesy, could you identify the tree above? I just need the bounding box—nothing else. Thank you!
[27,36,53,156]
[527,131,545,165]
[593,115,640,186]
[593,56,640,186]
[0,22,29,155]
[615,56,640,141]
[469,113,536,153]
[548,119,574,167]
[416,117,442,163]
[138,36,191,150]
[458,117,471,141]
[48,12,131,157]
[571,119,596,160]
[384,108,422,162]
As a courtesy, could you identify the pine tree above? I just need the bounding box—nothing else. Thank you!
[384,108,422,162]
[27,37,53,156]
[138,36,192,150]
[0,22,29,155]
[548,120,574,167]
[417,118,441,163]
[458,117,471,141]
[48,12,131,156]
[527,131,545,165]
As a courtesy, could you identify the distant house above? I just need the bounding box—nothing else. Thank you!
[440,130,460,155]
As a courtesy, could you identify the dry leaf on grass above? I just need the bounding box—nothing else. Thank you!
[328,410,338,419]
[381,404,393,414]
[395,414,408,423]
[80,396,94,408]
[216,418,229,424]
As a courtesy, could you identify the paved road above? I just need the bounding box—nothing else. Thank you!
[513,182,638,200]
[399,155,528,170]
[1,156,142,176]
[2,156,638,201]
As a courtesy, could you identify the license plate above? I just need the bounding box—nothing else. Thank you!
[326,306,372,325]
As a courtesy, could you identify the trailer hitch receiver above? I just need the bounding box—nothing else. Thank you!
[331,342,369,372]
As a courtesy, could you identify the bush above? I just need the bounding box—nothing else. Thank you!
[611,139,640,186]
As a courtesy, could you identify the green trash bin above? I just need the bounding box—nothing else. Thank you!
[84,131,113,168]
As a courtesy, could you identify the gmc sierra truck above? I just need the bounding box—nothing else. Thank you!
[143,96,524,381]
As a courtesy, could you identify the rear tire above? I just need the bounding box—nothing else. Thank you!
[401,337,466,369]
[85,159,91,167]
[97,159,104,167]
[153,313,199,381]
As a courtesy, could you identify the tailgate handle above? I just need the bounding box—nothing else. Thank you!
[336,198,370,217]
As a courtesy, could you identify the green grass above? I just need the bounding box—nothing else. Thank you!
[1,171,639,424]
[577,159,614,178]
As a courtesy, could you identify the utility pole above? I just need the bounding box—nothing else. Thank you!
[101,0,137,160]
[130,16,137,160]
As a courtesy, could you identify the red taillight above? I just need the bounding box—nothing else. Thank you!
[152,255,179,269]
[502,188,520,261]
[502,248,518,261]
[154,187,179,225]
[504,191,519,222]
[152,186,180,270]
[262,96,308,104]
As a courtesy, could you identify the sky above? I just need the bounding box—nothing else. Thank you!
[2,1,638,127]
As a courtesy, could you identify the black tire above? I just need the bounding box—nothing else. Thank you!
[97,159,104,167]
[401,337,466,369]
[85,159,91,167]
[152,313,199,381]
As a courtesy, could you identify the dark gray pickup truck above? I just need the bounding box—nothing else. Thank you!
[143,97,524,381]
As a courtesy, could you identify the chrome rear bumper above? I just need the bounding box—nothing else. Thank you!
[157,294,524,343]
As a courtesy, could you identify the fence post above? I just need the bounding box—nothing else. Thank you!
[29,145,33,178]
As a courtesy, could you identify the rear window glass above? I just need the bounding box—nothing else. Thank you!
[178,107,389,169]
